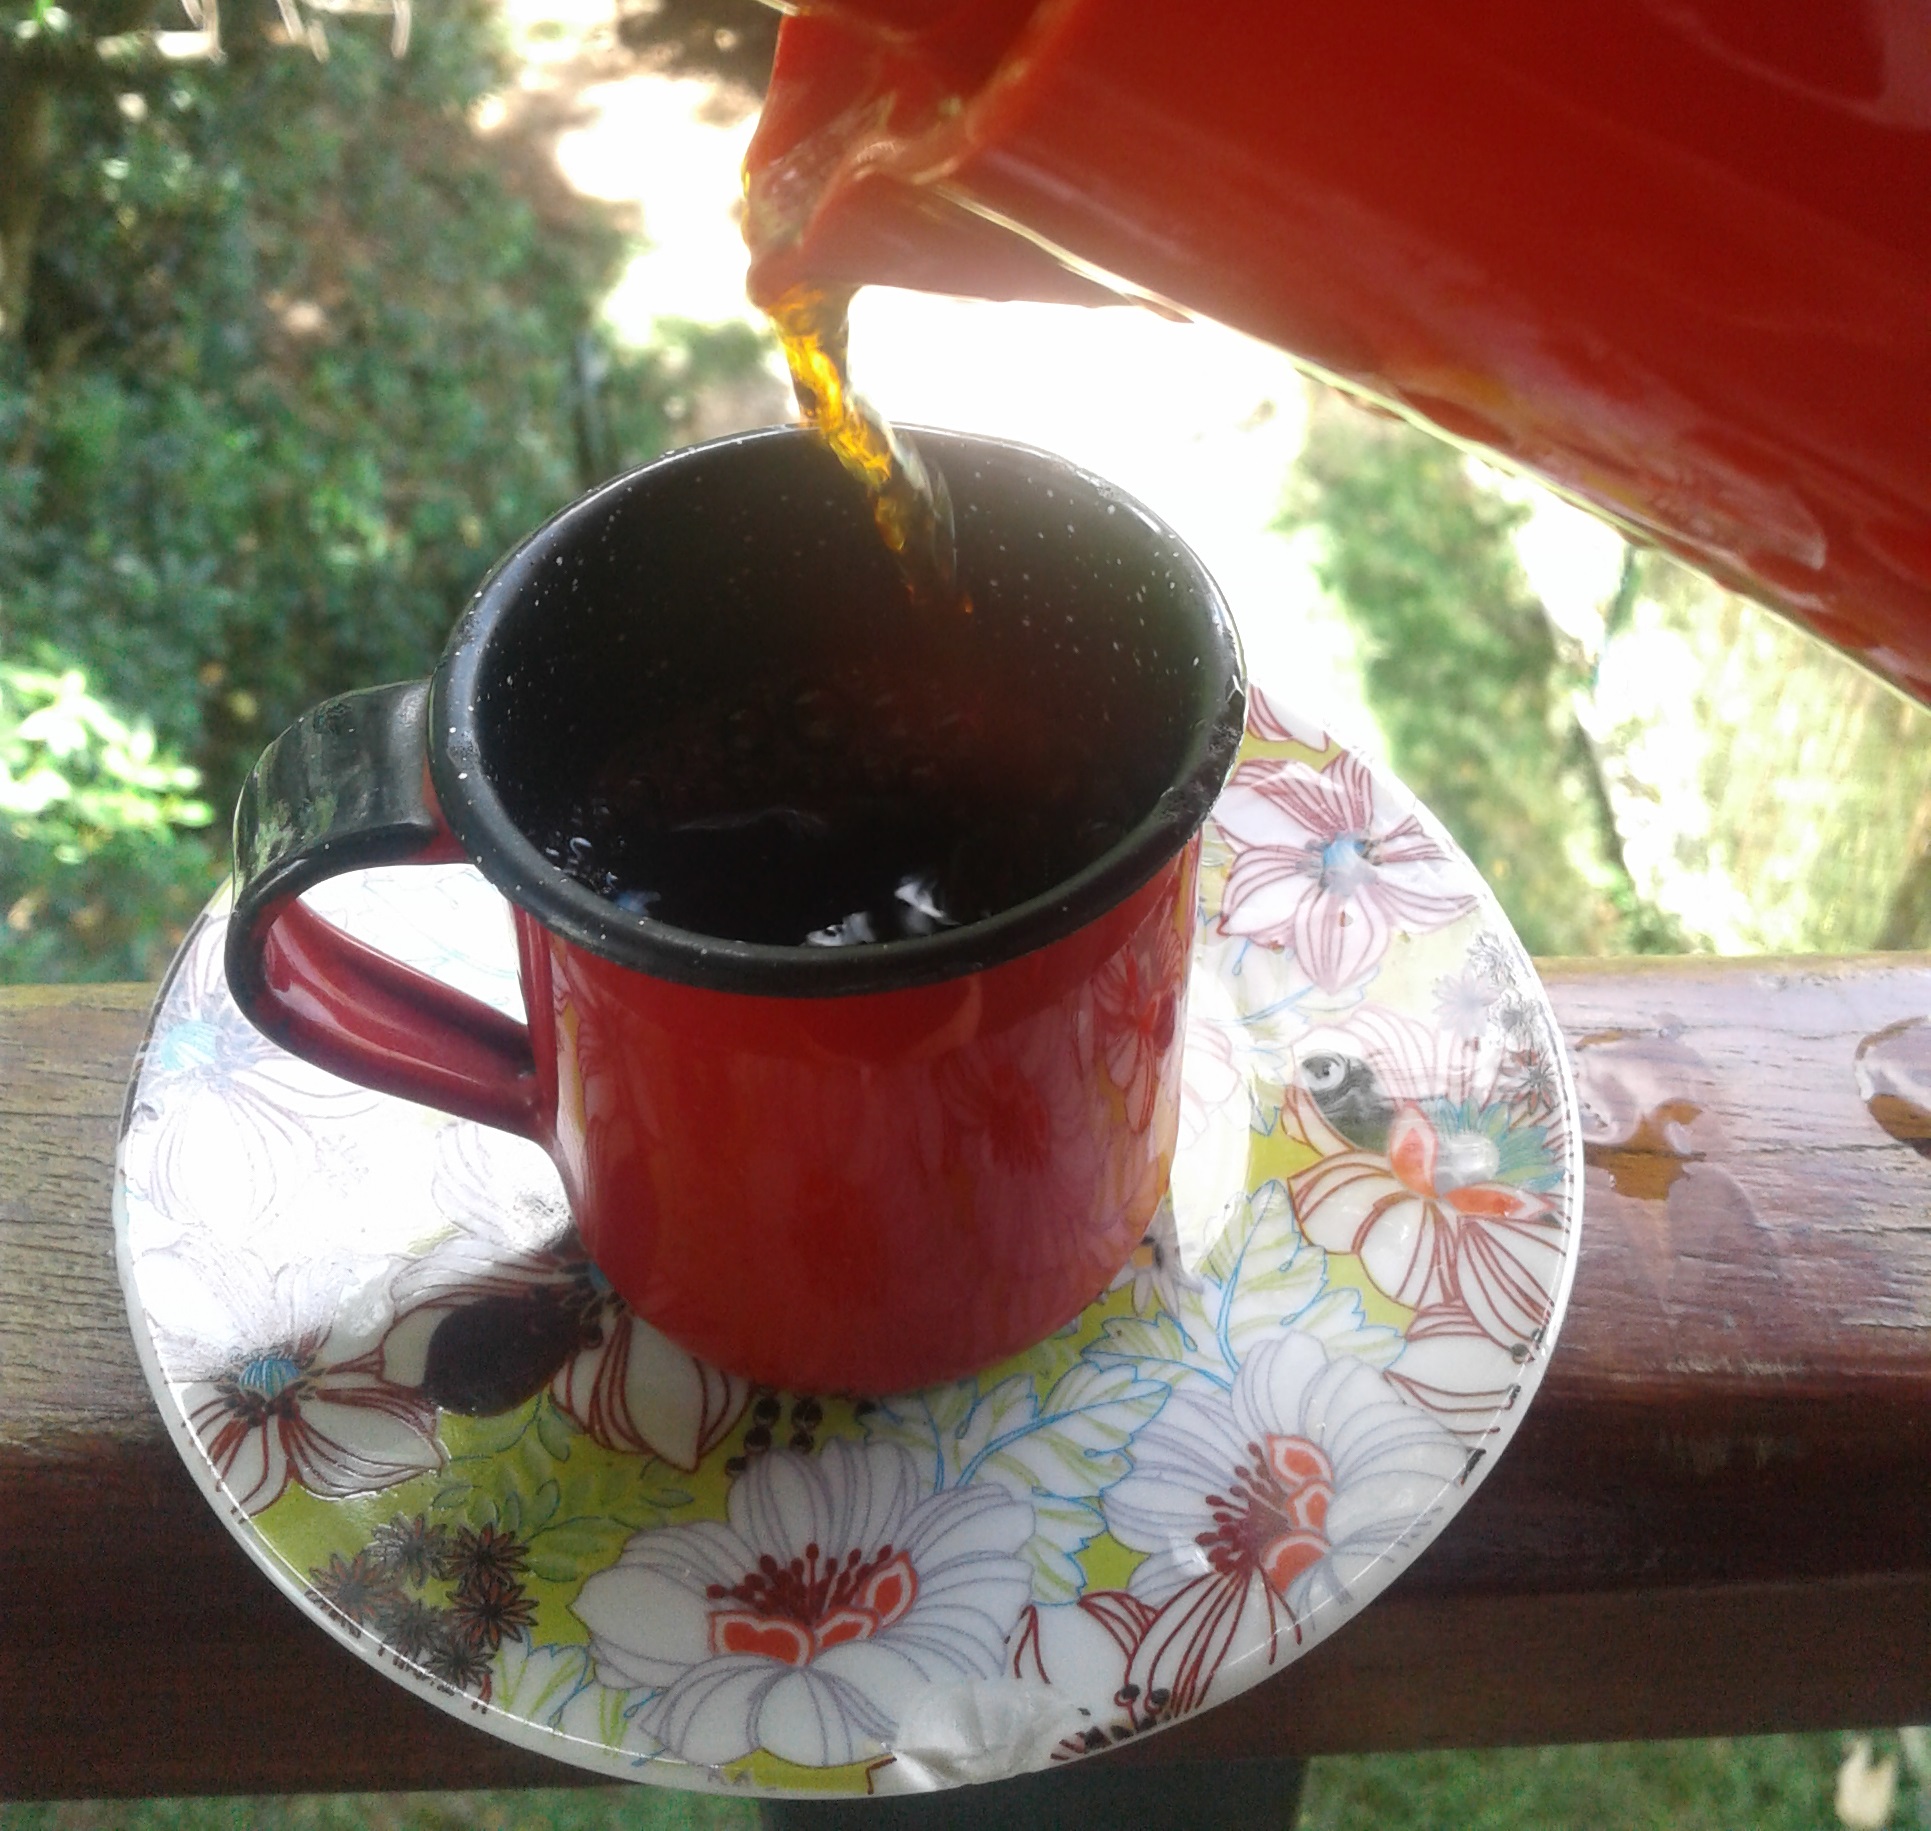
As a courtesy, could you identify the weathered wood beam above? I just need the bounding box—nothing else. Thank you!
[3,958,1928,1799]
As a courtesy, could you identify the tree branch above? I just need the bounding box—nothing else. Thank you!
[0,71,55,342]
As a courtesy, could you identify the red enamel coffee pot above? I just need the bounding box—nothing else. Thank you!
[745,0,1931,699]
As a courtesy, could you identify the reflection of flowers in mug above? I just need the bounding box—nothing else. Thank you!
[1290,1101,1565,1350]
[1092,916,1188,1133]
[937,1023,1100,1247]
[574,1440,1034,1768]
[1102,1333,1464,1715]
[1212,752,1476,992]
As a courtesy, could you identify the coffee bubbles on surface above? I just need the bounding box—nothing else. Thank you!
[528,660,1133,948]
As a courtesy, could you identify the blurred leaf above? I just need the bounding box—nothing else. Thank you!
[1835,1736,1898,1830]
[0,652,220,979]
[532,1395,574,1464]
[523,1512,633,1586]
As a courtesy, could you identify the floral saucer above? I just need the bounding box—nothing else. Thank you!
[114,685,1581,1799]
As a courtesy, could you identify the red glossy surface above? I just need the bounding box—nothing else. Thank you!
[254,896,541,1137]
[531,847,1197,1395]
[238,783,544,1140]
[747,0,1931,698]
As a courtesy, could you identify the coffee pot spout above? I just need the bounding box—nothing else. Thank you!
[743,4,1110,313]
[746,0,1931,703]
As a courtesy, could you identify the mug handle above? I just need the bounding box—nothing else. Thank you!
[224,680,543,1139]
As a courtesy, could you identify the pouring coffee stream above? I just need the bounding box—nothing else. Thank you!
[767,282,965,612]
[745,0,1931,701]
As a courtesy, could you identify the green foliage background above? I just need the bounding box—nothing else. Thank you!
[1285,387,1931,963]
[0,0,766,976]
[1284,395,1647,957]
[0,657,213,976]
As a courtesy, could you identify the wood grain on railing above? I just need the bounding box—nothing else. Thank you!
[3,960,1929,1799]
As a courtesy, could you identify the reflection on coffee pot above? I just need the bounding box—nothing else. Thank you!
[745,0,1931,699]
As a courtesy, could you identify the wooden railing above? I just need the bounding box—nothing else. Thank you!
[3,958,1929,1800]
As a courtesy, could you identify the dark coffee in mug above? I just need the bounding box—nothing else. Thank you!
[470,430,1209,982]
[526,655,1139,949]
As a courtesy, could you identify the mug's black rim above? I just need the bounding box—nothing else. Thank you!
[427,425,1247,999]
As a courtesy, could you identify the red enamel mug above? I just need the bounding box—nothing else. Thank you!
[225,427,1246,1395]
